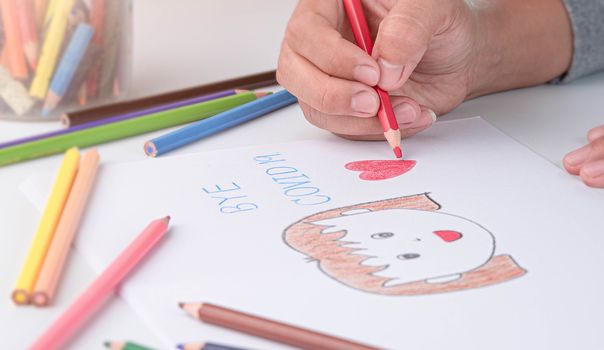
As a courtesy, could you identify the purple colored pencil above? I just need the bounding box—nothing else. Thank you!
[0,90,237,150]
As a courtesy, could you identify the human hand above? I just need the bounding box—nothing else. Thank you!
[277,0,572,140]
[564,125,604,188]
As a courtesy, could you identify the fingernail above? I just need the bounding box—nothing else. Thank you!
[564,145,590,166]
[351,91,378,114]
[428,109,437,123]
[378,58,404,89]
[393,103,416,124]
[354,65,379,85]
[582,160,604,179]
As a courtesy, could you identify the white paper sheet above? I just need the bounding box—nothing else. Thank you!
[23,118,604,349]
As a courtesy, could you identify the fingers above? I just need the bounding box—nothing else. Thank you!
[587,124,604,142]
[286,2,379,86]
[564,135,604,188]
[301,97,436,139]
[372,0,453,90]
[278,42,379,117]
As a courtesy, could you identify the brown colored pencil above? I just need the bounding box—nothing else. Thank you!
[178,302,379,350]
[61,70,277,127]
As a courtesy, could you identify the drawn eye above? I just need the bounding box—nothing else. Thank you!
[371,232,394,239]
[397,253,420,260]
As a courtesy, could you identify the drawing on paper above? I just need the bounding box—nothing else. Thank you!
[283,193,526,296]
[345,160,416,181]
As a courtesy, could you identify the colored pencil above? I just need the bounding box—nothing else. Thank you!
[0,90,242,150]
[30,0,76,98]
[43,23,94,117]
[145,90,294,157]
[31,149,100,307]
[179,303,379,350]
[84,0,105,98]
[98,0,119,97]
[11,148,80,305]
[63,44,100,106]
[103,340,158,350]
[343,0,402,159]
[62,70,277,127]
[0,65,35,115]
[0,92,260,166]
[1,0,29,79]
[34,0,49,27]
[177,342,251,350]
[16,0,40,70]
[29,217,171,350]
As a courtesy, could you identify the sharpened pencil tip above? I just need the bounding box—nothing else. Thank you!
[163,216,171,224]
[176,345,184,350]
[103,341,110,347]
[393,146,402,159]
[178,302,184,308]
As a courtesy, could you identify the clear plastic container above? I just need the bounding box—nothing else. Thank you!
[0,0,131,121]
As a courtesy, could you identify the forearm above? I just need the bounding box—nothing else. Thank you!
[468,0,573,98]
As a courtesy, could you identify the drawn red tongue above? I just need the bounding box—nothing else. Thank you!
[434,230,462,242]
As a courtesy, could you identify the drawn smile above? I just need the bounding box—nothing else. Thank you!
[433,230,463,243]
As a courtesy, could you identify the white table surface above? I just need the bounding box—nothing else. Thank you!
[1,1,603,349]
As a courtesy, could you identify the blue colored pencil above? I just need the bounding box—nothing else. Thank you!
[177,342,251,350]
[42,23,94,117]
[144,89,297,157]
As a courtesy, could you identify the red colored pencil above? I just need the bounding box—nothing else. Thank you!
[343,0,403,159]
[16,0,40,70]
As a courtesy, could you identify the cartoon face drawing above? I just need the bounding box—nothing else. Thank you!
[283,193,526,296]
[315,209,495,287]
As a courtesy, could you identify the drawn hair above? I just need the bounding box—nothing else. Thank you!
[283,193,526,296]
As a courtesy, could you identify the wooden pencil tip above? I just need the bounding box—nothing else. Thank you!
[179,302,202,318]
[11,289,30,305]
[178,302,185,309]
[60,114,70,127]
[144,141,157,157]
[30,292,49,307]
[103,341,111,348]
[163,216,171,224]
[254,91,272,98]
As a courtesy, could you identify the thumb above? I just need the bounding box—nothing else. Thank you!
[373,0,450,90]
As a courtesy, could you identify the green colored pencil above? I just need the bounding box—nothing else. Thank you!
[104,340,157,350]
[0,92,266,167]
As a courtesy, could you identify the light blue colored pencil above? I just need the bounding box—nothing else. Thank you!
[144,90,297,157]
[42,23,94,117]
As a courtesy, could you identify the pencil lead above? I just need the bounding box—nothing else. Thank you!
[103,341,110,348]
[393,146,402,159]
[178,302,185,309]
[176,344,184,350]
[163,216,171,224]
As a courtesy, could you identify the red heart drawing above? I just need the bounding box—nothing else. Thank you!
[345,160,417,181]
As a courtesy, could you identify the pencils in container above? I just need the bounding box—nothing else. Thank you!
[179,302,379,350]
[343,0,403,159]
[31,149,100,307]
[12,148,80,305]
[144,90,296,157]
[30,216,171,350]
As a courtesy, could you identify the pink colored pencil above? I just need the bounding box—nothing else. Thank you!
[29,216,171,350]
[16,0,40,70]
[31,149,100,307]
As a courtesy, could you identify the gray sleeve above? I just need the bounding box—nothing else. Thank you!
[559,0,604,82]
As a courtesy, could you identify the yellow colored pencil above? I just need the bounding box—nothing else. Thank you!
[44,0,59,26]
[12,148,80,305]
[32,149,100,307]
[30,0,75,98]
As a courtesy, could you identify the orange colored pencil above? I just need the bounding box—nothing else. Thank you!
[31,149,100,307]
[86,0,105,98]
[30,216,171,350]
[0,0,29,79]
[16,0,40,70]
